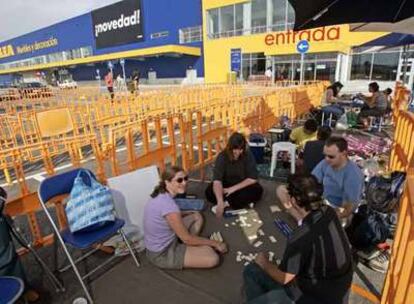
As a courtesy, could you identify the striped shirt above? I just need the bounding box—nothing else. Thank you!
[279,206,353,304]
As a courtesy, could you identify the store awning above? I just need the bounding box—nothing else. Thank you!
[0,44,201,75]
[360,33,414,48]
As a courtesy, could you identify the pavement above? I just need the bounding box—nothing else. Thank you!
[12,167,385,304]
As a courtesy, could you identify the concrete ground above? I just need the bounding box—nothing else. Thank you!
[3,85,389,303]
[15,167,385,304]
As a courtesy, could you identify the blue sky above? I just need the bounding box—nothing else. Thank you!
[0,0,122,42]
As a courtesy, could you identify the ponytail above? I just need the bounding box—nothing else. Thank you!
[150,180,167,198]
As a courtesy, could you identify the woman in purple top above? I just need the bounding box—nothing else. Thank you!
[144,166,228,269]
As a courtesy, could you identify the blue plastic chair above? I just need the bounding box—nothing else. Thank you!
[38,168,140,304]
[0,276,24,304]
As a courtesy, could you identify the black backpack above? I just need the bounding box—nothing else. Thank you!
[365,171,406,213]
[349,205,389,250]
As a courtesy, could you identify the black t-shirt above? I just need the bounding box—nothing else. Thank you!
[303,140,326,174]
[279,206,353,304]
[212,150,258,187]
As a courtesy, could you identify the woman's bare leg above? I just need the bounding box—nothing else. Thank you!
[183,245,219,268]
[182,212,203,235]
[181,212,219,268]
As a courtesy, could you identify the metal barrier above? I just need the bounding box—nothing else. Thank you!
[1,83,326,257]
[380,105,414,304]
[347,85,413,304]
[3,81,414,303]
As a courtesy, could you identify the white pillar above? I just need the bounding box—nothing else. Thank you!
[335,53,341,82]
[243,2,251,35]
[339,53,352,84]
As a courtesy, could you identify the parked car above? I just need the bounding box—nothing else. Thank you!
[18,82,53,98]
[58,79,77,89]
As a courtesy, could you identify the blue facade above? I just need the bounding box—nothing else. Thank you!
[68,56,204,81]
[0,14,92,64]
[0,0,203,80]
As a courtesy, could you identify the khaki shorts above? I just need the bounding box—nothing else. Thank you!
[146,238,187,270]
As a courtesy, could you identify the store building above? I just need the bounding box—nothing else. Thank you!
[0,0,203,85]
[202,0,413,89]
[0,0,412,89]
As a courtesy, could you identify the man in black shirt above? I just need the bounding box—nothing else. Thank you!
[243,175,353,304]
[302,126,332,174]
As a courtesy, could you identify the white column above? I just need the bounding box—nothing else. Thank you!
[339,53,352,84]
[267,0,273,32]
[243,2,251,35]
[335,53,341,82]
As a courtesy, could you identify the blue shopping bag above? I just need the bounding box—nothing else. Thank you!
[66,170,115,233]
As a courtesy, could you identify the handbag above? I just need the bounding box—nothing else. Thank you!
[66,170,115,233]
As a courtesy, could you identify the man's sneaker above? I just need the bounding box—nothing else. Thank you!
[366,250,390,273]
[211,201,230,214]
[356,248,382,261]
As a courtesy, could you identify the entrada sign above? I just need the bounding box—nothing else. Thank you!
[264,26,340,46]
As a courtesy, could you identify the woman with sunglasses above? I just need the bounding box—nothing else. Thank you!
[144,166,228,270]
[205,132,263,218]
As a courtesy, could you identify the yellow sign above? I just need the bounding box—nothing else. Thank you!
[16,37,58,55]
[0,45,15,59]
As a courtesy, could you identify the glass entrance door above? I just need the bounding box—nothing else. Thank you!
[274,62,293,81]
[272,53,338,82]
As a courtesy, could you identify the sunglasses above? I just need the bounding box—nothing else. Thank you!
[174,176,189,183]
[324,154,336,159]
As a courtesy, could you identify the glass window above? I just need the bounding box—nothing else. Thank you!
[220,5,235,36]
[251,0,267,34]
[271,0,286,32]
[207,9,219,38]
[315,52,337,60]
[304,62,316,81]
[351,53,373,80]
[48,52,64,63]
[150,31,169,39]
[81,46,93,57]
[34,57,44,64]
[315,61,337,82]
[304,53,317,61]
[235,4,244,35]
[242,54,250,81]
[241,53,267,80]
[286,0,295,29]
[71,50,79,59]
[179,26,202,44]
[372,52,399,81]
